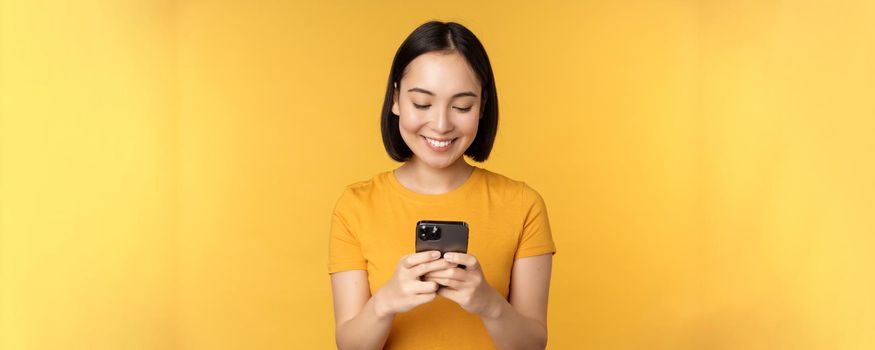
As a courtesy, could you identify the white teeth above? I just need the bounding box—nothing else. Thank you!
[426,137,452,148]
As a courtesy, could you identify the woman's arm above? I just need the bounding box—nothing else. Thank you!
[480,253,552,350]
[330,270,394,350]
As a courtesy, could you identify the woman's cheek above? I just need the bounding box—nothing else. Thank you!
[459,117,479,138]
[397,113,415,131]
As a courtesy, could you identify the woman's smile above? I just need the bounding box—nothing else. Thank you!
[422,135,457,152]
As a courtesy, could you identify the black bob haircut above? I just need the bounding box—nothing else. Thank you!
[380,21,499,163]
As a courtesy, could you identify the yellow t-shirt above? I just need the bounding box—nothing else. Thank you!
[328,166,556,349]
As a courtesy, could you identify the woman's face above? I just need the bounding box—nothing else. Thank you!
[392,51,482,169]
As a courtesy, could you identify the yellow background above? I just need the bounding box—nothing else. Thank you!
[2,0,873,349]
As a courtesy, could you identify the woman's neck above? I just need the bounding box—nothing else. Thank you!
[394,158,475,195]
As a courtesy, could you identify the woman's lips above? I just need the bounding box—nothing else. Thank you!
[423,136,456,152]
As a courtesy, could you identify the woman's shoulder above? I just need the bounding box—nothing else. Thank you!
[477,167,544,202]
[332,170,392,207]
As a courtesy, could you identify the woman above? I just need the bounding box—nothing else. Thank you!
[328,21,556,350]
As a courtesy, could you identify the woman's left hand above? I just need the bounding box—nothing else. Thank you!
[422,252,501,317]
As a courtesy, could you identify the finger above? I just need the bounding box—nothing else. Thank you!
[410,258,458,277]
[425,277,460,289]
[409,281,439,294]
[444,252,479,271]
[401,251,441,268]
[423,267,465,281]
[437,285,461,300]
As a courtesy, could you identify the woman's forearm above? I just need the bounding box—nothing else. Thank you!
[335,291,395,350]
[479,290,548,350]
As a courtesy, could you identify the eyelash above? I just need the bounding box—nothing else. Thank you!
[413,103,473,113]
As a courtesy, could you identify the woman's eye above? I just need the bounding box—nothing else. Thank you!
[412,103,471,112]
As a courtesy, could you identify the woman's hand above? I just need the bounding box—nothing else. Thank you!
[373,250,459,318]
[423,253,502,317]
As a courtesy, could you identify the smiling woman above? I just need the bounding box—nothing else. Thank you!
[327,21,556,350]
[380,21,499,166]
[392,51,482,168]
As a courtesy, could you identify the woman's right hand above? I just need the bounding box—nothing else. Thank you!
[374,250,458,317]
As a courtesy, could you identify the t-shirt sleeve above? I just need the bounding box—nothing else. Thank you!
[327,188,367,274]
[515,185,557,260]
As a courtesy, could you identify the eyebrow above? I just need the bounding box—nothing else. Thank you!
[407,87,478,98]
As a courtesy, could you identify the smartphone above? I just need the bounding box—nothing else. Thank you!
[415,220,469,268]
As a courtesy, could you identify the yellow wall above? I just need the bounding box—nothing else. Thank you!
[1,0,873,349]
[0,1,178,348]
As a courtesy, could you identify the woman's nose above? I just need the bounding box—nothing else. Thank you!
[431,107,454,133]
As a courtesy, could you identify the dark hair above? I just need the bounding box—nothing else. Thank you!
[380,21,499,162]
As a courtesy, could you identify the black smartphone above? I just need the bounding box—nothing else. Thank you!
[415,220,469,268]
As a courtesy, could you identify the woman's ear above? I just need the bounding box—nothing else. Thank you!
[391,82,400,116]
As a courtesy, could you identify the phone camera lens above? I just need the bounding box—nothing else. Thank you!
[418,224,442,241]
